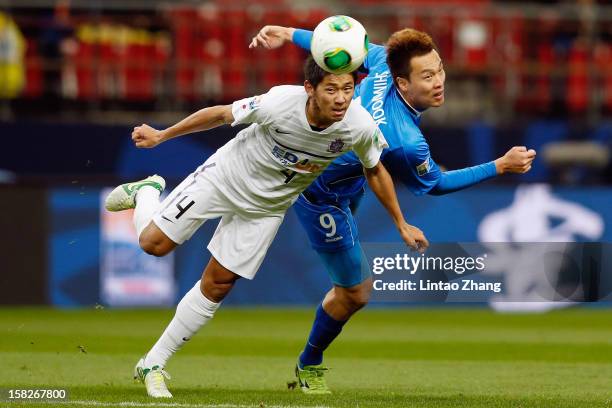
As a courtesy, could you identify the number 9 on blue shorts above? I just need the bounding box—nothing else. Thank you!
[293,193,360,252]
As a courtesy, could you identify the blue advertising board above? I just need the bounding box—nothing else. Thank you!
[49,184,612,306]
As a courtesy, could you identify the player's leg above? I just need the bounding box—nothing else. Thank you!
[170,211,283,352]
[298,243,371,360]
[137,167,219,257]
[137,206,284,398]
[293,194,371,394]
[294,246,372,395]
[143,256,239,367]
[138,223,176,257]
[105,174,168,244]
[320,248,372,320]
[135,256,237,398]
[318,185,370,320]
[319,187,369,320]
[105,173,195,256]
[132,162,233,397]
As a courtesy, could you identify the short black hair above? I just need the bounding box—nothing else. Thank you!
[303,55,358,88]
[386,28,437,82]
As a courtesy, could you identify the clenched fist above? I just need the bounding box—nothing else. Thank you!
[495,146,537,174]
[132,124,164,148]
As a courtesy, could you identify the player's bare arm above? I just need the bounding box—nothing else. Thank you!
[131,105,234,148]
[494,146,537,175]
[249,25,295,49]
[364,161,429,253]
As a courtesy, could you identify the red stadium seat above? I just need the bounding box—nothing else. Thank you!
[567,41,590,114]
[533,43,554,112]
[169,8,199,102]
[74,25,98,100]
[23,38,43,98]
[219,9,248,100]
[594,42,612,113]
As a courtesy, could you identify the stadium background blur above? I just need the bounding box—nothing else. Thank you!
[1,0,611,306]
[1,1,611,407]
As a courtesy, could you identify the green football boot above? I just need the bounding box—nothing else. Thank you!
[295,364,332,395]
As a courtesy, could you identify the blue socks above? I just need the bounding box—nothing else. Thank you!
[298,304,347,368]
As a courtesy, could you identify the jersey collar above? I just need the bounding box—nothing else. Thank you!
[394,86,423,119]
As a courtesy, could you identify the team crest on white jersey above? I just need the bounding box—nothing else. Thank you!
[327,138,345,153]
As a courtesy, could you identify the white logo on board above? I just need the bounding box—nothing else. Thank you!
[477,184,604,312]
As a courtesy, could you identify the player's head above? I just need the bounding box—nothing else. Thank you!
[386,28,445,111]
[303,56,358,128]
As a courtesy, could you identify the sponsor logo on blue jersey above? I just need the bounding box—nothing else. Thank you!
[417,157,431,176]
[370,71,389,126]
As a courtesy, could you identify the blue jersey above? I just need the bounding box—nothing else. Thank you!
[292,30,497,203]
[291,30,499,276]
[305,44,441,202]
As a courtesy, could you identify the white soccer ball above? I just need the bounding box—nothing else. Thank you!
[311,15,369,75]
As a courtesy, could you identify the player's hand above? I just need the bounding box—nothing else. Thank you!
[249,26,294,49]
[495,146,537,174]
[398,222,429,254]
[132,124,163,148]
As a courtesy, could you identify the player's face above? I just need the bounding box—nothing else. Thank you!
[397,50,445,111]
[305,74,355,127]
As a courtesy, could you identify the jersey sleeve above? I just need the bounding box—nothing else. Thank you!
[293,29,313,51]
[363,43,387,71]
[403,141,442,194]
[231,92,272,127]
[381,141,441,196]
[352,126,388,169]
[429,162,497,195]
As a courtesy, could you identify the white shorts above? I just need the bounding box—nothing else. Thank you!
[152,160,284,279]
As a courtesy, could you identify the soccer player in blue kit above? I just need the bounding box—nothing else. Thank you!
[250,25,536,394]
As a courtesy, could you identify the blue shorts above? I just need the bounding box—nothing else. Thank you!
[294,191,364,252]
[293,191,371,287]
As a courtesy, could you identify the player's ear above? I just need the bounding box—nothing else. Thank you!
[304,80,315,97]
[396,76,409,92]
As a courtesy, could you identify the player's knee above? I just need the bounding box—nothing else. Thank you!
[139,241,167,257]
[138,224,176,257]
[201,260,240,302]
[345,289,371,311]
[337,284,371,312]
[139,233,173,257]
[202,275,236,302]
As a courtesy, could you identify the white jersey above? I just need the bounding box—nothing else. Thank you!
[202,85,387,214]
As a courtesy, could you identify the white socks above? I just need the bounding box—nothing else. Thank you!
[144,280,220,368]
[134,186,161,237]
[135,189,221,368]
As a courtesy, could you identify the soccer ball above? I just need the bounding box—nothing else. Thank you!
[311,15,369,75]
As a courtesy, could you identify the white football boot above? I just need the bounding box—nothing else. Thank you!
[105,175,165,212]
[133,356,173,398]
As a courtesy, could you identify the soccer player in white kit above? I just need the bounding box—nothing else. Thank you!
[105,57,429,398]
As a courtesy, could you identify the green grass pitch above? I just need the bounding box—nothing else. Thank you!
[1,307,611,407]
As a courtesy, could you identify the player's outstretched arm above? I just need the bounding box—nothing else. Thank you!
[249,26,295,50]
[364,162,429,253]
[250,25,386,71]
[429,146,537,195]
[131,105,234,148]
